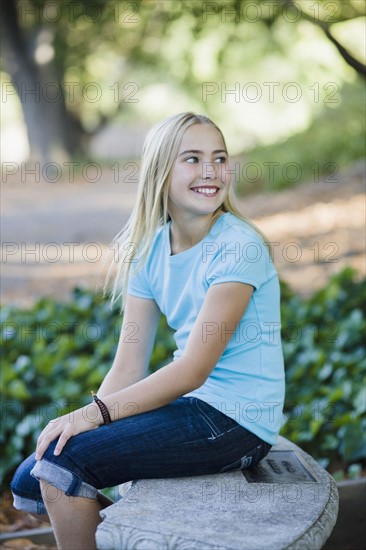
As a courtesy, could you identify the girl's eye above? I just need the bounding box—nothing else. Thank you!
[184,156,227,164]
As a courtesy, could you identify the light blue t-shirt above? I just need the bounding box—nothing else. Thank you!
[127,212,285,444]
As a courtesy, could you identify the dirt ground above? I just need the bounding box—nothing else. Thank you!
[1,160,365,308]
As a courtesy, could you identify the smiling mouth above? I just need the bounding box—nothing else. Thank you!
[191,187,220,195]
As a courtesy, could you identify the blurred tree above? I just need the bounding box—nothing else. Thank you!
[1,0,364,164]
[282,0,366,77]
[1,0,87,163]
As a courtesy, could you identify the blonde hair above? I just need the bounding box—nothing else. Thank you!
[104,112,271,311]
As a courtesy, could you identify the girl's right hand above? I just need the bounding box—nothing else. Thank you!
[35,403,102,460]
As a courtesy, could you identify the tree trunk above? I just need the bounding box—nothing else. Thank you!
[0,0,84,167]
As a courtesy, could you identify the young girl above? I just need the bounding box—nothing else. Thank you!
[11,112,285,549]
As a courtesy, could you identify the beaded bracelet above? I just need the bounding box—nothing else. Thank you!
[91,391,112,424]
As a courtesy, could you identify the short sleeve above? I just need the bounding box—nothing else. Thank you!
[205,232,270,291]
[127,264,154,300]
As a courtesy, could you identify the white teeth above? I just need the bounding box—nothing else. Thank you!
[192,188,217,195]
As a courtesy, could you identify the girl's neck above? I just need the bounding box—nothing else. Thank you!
[169,210,224,254]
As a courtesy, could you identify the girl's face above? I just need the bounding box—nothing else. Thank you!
[168,123,231,219]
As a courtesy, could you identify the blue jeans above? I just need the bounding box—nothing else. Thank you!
[11,397,271,515]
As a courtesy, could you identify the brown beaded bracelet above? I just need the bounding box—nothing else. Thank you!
[91,391,112,424]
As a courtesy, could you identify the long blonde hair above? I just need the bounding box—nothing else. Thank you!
[104,112,270,311]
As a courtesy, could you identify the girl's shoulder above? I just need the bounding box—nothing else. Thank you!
[214,212,264,244]
[147,224,166,250]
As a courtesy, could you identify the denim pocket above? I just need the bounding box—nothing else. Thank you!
[219,442,272,473]
[188,397,241,440]
[192,398,222,438]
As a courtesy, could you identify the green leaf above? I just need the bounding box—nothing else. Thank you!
[8,379,30,400]
[354,386,366,415]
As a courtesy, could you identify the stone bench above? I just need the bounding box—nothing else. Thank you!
[96,436,339,550]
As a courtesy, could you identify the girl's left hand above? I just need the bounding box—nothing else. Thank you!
[35,403,103,460]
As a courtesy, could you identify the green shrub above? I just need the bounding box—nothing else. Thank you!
[280,267,366,472]
[1,268,365,487]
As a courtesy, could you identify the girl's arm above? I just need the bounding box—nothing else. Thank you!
[36,282,253,459]
[97,295,161,398]
[102,282,253,418]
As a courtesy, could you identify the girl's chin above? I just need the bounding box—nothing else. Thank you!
[168,196,226,218]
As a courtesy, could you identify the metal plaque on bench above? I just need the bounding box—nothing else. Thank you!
[242,450,318,483]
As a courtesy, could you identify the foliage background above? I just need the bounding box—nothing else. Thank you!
[2,0,365,171]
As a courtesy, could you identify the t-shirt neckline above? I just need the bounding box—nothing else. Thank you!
[165,212,230,258]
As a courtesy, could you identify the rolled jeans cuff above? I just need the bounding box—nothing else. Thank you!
[31,459,98,500]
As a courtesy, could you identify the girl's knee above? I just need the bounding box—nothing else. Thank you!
[10,452,39,497]
[10,452,46,515]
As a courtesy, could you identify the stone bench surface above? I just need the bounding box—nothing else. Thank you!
[96,436,339,550]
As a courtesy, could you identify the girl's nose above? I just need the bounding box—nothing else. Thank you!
[202,162,218,180]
